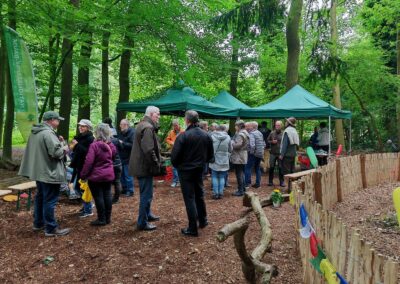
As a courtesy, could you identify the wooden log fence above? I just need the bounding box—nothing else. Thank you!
[292,153,400,283]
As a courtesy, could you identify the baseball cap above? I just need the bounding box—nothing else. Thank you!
[43,111,64,121]
[78,119,93,129]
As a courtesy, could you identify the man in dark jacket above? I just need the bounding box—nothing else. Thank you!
[267,120,284,186]
[129,106,161,231]
[118,119,135,196]
[19,111,70,237]
[171,110,214,237]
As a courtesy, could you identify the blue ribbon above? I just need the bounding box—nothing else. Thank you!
[336,272,348,284]
[300,203,308,227]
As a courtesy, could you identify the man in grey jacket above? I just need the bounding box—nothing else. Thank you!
[231,120,249,196]
[280,117,300,178]
[245,121,265,188]
[19,111,70,237]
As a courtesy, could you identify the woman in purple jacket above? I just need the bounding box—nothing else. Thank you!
[81,123,117,226]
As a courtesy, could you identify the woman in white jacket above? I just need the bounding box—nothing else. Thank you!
[209,125,232,199]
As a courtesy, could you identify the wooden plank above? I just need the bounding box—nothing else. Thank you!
[363,242,373,284]
[0,189,12,196]
[383,260,399,284]
[372,251,384,284]
[8,181,36,191]
[360,155,367,189]
[313,172,322,205]
[336,159,343,202]
[284,169,316,179]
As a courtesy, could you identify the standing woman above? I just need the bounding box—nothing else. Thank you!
[81,123,116,226]
[69,119,95,217]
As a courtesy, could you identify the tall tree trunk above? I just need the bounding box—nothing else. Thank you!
[48,34,60,111]
[285,0,303,91]
[0,1,6,146]
[396,27,400,143]
[2,0,16,161]
[77,31,93,127]
[58,38,74,140]
[116,34,134,127]
[229,34,239,133]
[330,0,345,149]
[102,31,110,120]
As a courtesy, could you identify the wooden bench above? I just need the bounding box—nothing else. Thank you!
[8,181,36,211]
[285,169,316,192]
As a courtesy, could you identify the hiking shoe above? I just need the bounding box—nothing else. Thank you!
[252,184,260,189]
[79,212,94,218]
[171,182,179,188]
[232,191,244,197]
[267,182,274,186]
[32,225,44,232]
[280,182,286,187]
[112,199,119,204]
[69,193,80,200]
[45,228,71,237]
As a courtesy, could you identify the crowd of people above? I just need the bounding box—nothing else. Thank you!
[18,107,302,237]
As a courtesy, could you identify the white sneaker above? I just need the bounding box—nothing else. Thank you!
[171,182,178,188]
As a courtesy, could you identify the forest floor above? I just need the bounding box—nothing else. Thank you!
[0,167,303,284]
[332,182,400,263]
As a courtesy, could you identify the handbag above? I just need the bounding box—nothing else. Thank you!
[79,179,93,202]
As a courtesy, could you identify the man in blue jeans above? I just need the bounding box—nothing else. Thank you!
[245,121,266,189]
[129,106,161,231]
[118,119,135,196]
[18,111,71,237]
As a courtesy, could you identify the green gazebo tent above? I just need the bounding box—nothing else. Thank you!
[117,86,240,118]
[211,90,250,110]
[239,85,351,119]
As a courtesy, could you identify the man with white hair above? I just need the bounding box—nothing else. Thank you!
[245,121,265,189]
[129,106,162,231]
[165,119,183,187]
[118,119,135,197]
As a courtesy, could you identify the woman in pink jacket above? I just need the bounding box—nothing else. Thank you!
[81,123,117,226]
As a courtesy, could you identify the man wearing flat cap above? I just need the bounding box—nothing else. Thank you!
[279,117,300,182]
[19,111,71,236]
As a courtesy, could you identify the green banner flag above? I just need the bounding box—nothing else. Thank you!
[3,26,38,141]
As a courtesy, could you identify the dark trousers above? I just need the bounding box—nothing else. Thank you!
[281,157,295,175]
[137,176,154,228]
[89,181,112,223]
[179,167,207,232]
[34,181,60,233]
[269,153,284,183]
[318,145,329,165]
[112,166,122,201]
[245,154,262,186]
[233,164,245,193]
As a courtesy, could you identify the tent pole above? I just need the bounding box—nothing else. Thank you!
[349,119,352,155]
[329,116,331,158]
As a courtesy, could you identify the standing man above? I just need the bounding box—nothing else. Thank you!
[267,121,284,186]
[245,121,265,189]
[280,117,300,179]
[317,122,330,165]
[171,110,214,237]
[118,119,135,197]
[165,119,183,188]
[259,121,271,172]
[231,120,249,197]
[129,106,161,231]
[19,111,70,236]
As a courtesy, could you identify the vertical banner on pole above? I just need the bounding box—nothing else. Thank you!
[3,26,38,141]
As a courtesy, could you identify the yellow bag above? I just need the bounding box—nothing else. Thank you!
[79,179,92,202]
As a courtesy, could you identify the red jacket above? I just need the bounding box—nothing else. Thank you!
[81,140,116,182]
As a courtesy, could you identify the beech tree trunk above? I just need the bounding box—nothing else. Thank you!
[285,0,303,91]
[102,31,110,120]
[77,31,93,127]
[0,1,6,145]
[48,34,60,111]
[116,34,134,127]
[396,28,400,143]
[330,0,345,149]
[57,38,74,140]
[2,0,17,161]
[229,35,239,133]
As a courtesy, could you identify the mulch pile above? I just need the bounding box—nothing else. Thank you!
[332,182,400,263]
[0,169,302,283]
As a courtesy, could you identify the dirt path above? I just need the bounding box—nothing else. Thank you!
[0,170,302,283]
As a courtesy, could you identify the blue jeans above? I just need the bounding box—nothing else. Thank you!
[137,176,154,228]
[224,171,229,187]
[34,181,61,233]
[121,163,134,194]
[245,154,262,186]
[73,174,92,214]
[212,170,225,196]
[172,167,179,183]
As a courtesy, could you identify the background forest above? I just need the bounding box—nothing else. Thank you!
[0,0,399,163]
